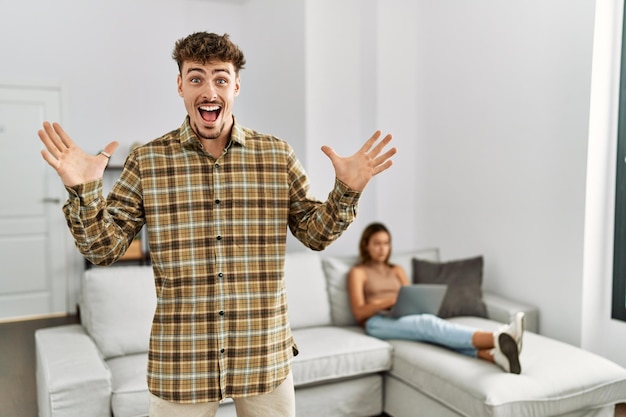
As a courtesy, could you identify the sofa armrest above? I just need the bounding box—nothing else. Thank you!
[483,292,539,333]
[35,324,112,417]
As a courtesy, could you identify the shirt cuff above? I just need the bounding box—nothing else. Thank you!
[333,178,361,205]
[65,180,102,206]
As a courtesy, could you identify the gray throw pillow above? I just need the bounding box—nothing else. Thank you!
[412,256,488,318]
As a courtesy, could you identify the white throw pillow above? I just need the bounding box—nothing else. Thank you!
[81,266,156,359]
[284,251,332,329]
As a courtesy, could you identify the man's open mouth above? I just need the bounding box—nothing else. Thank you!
[199,105,221,123]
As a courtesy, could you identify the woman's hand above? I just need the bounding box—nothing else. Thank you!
[370,297,397,311]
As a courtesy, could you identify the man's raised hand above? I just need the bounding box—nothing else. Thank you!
[38,122,119,187]
[321,131,396,192]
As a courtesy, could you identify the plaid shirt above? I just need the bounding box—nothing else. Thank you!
[63,117,360,403]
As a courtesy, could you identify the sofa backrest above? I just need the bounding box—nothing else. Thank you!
[79,253,333,358]
[321,248,440,326]
[80,266,156,359]
[79,248,441,358]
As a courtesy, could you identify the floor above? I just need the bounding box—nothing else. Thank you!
[0,315,79,417]
[1,316,625,417]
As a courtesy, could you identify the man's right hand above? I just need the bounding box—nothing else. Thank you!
[38,122,119,187]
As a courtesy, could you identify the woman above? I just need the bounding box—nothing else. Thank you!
[348,222,524,374]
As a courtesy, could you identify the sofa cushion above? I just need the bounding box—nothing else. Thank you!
[108,353,150,417]
[106,328,389,417]
[284,251,332,328]
[291,326,392,386]
[294,375,384,417]
[81,266,156,359]
[412,256,488,318]
[388,316,626,417]
[322,248,440,326]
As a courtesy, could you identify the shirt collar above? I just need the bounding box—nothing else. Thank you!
[180,116,247,149]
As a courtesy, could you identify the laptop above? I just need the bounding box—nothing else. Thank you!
[389,284,448,318]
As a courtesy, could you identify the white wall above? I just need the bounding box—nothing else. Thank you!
[0,0,305,163]
[374,1,421,252]
[372,0,595,348]
[305,0,381,254]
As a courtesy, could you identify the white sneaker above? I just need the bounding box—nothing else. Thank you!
[492,333,521,374]
[498,312,525,353]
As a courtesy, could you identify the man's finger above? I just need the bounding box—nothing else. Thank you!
[38,125,62,159]
[373,159,394,176]
[372,147,397,168]
[358,130,383,153]
[102,141,120,157]
[52,122,75,149]
[40,149,58,169]
[40,122,66,156]
[368,133,393,157]
[320,145,337,160]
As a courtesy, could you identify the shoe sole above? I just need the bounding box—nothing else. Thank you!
[498,333,521,374]
[517,313,525,353]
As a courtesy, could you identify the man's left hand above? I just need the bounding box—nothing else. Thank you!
[321,131,396,192]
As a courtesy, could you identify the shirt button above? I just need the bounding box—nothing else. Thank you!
[214,163,220,168]
[216,235,222,241]
[220,348,225,353]
[218,272,223,278]
[219,310,225,316]
[215,199,221,205]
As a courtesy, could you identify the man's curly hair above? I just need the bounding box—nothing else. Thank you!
[172,32,246,74]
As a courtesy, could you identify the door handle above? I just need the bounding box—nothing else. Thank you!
[42,198,61,204]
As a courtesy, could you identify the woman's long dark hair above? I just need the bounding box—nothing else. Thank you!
[358,222,392,265]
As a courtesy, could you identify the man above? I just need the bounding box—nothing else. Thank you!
[38,32,395,417]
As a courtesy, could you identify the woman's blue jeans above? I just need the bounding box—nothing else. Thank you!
[365,314,477,357]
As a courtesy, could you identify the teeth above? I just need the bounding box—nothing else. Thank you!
[199,106,220,112]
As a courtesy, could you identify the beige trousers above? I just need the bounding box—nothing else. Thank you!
[149,371,295,417]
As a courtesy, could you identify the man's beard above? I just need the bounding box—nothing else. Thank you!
[194,121,223,141]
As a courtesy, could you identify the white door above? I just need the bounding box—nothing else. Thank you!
[0,85,70,320]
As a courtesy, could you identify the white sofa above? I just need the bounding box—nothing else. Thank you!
[35,248,626,417]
